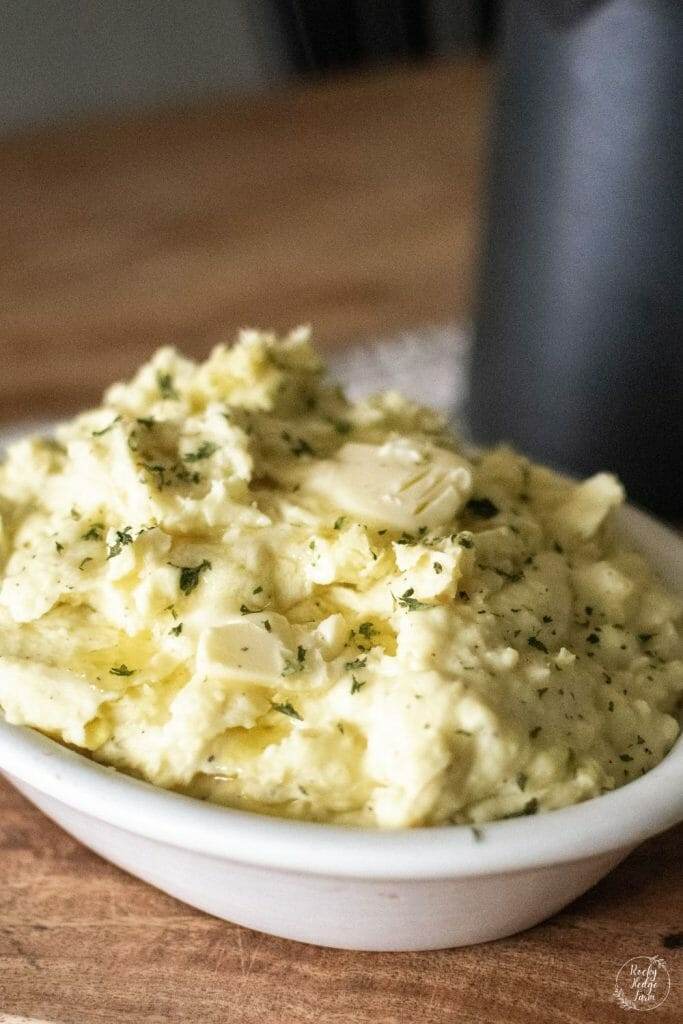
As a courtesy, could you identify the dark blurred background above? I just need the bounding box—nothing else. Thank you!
[1,1,497,131]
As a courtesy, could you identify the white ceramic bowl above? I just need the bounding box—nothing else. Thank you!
[1,504,681,951]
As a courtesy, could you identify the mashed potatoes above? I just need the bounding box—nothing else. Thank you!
[0,328,681,827]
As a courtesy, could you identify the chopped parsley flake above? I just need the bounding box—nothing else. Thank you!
[504,797,539,818]
[291,437,314,457]
[184,441,219,463]
[78,557,93,571]
[92,416,121,437]
[619,754,633,763]
[170,559,212,595]
[263,619,272,633]
[433,561,443,574]
[82,523,104,541]
[157,371,179,400]
[55,541,64,553]
[396,531,417,545]
[465,497,499,519]
[271,701,302,721]
[586,633,600,645]
[527,636,548,654]
[357,621,377,639]
[493,567,523,582]
[350,676,366,694]
[516,772,528,791]
[529,726,542,739]
[107,527,133,559]
[110,664,135,677]
[396,588,431,611]
[240,604,257,615]
[170,623,183,636]
[333,516,346,530]
[345,656,367,671]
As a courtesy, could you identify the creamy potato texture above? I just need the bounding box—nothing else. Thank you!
[0,329,681,827]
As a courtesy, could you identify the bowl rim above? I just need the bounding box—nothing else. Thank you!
[0,504,681,881]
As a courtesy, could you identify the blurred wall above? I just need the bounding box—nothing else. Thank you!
[0,1,289,132]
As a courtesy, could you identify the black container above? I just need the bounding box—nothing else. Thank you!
[470,0,682,518]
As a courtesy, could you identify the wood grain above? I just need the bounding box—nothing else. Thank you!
[0,58,681,1023]
[0,777,680,1024]
[0,59,489,423]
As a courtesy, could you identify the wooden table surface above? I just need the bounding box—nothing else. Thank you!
[0,59,681,1024]
[0,59,487,424]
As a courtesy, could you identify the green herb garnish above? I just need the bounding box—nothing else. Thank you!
[82,523,104,541]
[110,664,135,676]
[396,588,431,611]
[465,497,499,519]
[345,657,367,671]
[291,437,314,457]
[107,527,133,559]
[271,701,302,721]
[157,371,179,400]
[527,636,548,654]
[170,559,211,595]
[184,441,218,463]
[92,416,121,437]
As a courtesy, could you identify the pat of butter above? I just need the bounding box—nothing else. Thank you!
[197,618,287,684]
[299,441,472,531]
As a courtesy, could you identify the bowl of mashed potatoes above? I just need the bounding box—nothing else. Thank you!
[0,328,681,950]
